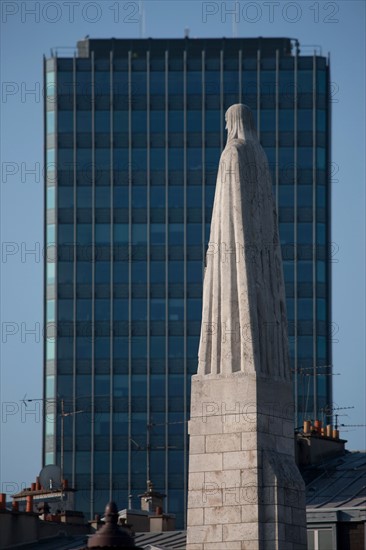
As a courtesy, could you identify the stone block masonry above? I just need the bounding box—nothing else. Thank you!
[186,374,307,550]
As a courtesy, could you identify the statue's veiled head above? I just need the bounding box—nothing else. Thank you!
[225,104,257,142]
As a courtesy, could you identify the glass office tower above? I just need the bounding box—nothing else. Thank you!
[43,38,332,525]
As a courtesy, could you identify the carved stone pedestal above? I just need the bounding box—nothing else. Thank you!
[186,373,307,550]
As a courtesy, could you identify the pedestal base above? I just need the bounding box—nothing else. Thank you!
[186,373,307,550]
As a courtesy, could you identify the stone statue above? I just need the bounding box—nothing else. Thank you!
[198,104,290,380]
[187,104,307,550]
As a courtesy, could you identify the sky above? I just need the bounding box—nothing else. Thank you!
[0,0,365,497]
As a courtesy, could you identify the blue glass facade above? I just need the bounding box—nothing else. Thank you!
[43,38,331,526]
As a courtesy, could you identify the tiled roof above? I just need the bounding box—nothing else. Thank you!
[304,451,366,510]
[135,530,187,549]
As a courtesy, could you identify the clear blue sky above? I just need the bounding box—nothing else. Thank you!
[0,0,365,496]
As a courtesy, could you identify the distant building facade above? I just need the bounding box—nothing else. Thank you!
[299,431,366,550]
[43,37,332,525]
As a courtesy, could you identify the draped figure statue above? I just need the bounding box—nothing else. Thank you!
[197,104,290,380]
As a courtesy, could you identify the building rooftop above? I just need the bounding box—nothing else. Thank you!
[76,37,295,59]
[135,530,187,550]
[304,451,366,510]
[0,533,87,550]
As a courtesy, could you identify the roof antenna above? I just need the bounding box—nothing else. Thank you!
[184,27,190,38]
[232,17,238,37]
[139,1,145,38]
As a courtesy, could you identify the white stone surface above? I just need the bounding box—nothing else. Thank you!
[204,505,241,524]
[188,472,205,490]
[187,524,223,544]
[223,521,260,541]
[197,104,290,380]
[190,435,206,454]
[186,105,306,550]
[205,469,241,486]
[204,543,242,550]
[187,508,204,526]
[186,375,307,549]
[205,432,241,452]
[189,453,223,472]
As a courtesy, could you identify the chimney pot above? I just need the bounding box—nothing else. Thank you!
[314,420,322,434]
[26,495,33,513]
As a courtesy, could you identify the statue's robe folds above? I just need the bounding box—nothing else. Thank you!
[198,136,290,380]
[188,106,307,550]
